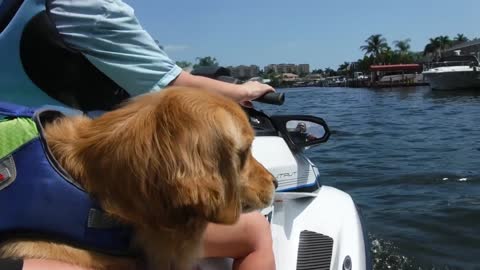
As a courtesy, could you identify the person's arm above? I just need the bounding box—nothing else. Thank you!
[171,71,274,102]
[48,0,274,101]
[48,0,182,96]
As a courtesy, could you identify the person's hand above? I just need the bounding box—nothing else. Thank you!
[239,81,275,101]
[306,134,318,141]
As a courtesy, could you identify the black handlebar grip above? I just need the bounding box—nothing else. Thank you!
[253,92,285,105]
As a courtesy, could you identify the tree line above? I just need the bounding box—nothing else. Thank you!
[175,56,218,69]
[175,33,474,78]
[339,33,472,75]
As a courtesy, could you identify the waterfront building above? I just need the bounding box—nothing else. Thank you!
[264,63,310,75]
[297,64,310,74]
[277,64,297,74]
[227,65,260,79]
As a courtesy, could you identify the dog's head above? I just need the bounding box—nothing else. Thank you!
[59,87,276,229]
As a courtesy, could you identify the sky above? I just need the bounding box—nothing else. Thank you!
[125,0,479,70]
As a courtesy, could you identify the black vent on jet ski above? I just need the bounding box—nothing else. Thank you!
[296,230,333,270]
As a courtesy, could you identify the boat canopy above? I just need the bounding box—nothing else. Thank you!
[369,64,421,72]
[438,55,479,65]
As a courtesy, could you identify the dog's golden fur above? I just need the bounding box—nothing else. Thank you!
[0,87,276,270]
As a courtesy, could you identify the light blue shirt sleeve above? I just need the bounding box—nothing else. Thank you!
[48,0,182,96]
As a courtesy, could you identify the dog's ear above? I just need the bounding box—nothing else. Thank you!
[153,100,244,225]
[183,174,241,225]
[200,164,241,225]
[170,129,242,225]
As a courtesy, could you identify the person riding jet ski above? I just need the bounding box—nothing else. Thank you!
[0,0,277,269]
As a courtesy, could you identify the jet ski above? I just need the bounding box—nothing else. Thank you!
[193,67,371,270]
[250,101,370,270]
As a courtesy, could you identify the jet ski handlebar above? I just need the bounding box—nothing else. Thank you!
[253,92,285,105]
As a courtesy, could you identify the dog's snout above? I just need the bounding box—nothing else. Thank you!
[273,178,278,189]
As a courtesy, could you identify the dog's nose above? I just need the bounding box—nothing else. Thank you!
[273,178,278,189]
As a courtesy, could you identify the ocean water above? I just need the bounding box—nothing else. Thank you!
[258,86,480,270]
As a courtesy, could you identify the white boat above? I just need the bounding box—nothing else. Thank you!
[423,54,480,90]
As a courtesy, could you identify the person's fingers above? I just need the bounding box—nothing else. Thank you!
[264,84,275,92]
[241,81,276,101]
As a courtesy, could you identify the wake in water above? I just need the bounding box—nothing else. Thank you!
[370,236,466,270]
[371,235,416,270]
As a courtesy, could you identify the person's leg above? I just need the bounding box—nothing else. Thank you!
[202,211,275,270]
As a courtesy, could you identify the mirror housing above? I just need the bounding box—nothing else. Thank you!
[270,115,330,151]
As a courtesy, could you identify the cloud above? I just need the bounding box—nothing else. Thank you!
[162,44,190,52]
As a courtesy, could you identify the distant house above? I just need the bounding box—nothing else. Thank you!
[281,73,299,82]
[445,39,480,58]
[303,73,323,81]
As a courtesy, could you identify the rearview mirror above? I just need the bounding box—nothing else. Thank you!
[270,115,330,151]
[287,120,326,144]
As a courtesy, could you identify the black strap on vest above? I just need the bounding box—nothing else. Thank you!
[20,11,130,111]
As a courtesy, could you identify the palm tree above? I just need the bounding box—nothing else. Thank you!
[175,61,192,69]
[324,67,336,77]
[454,33,469,45]
[193,56,219,68]
[337,62,351,76]
[338,62,350,71]
[356,55,375,73]
[423,36,453,60]
[393,39,412,63]
[360,34,390,64]
[423,37,441,59]
[438,35,452,51]
[393,39,411,54]
[381,47,395,64]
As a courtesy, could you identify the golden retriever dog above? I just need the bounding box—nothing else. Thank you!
[0,87,277,270]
